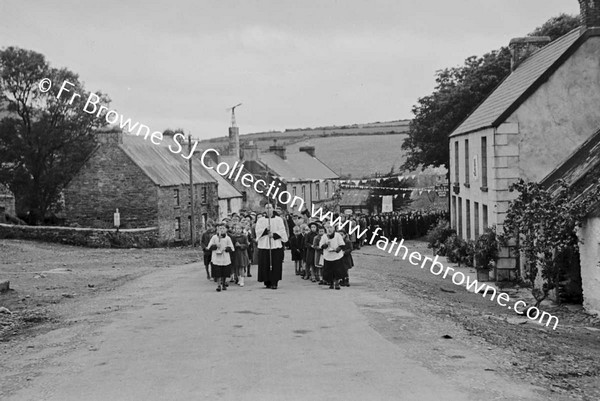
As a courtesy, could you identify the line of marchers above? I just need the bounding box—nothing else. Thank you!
[55,78,558,329]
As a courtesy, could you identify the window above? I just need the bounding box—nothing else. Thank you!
[458,197,463,238]
[175,217,181,239]
[292,186,297,197]
[201,186,207,204]
[454,141,459,183]
[466,199,471,239]
[316,183,320,200]
[325,182,329,198]
[301,185,306,200]
[174,189,180,206]
[227,199,232,214]
[482,204,488,229]
[464,139,470,186]
[474,201,480,238]
[451,196,457,229]
[481,136,488,189]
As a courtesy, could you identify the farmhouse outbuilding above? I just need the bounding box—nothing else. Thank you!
[541,128,600,315]
[64,127,219,244]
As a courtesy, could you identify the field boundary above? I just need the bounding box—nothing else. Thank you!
[0,223,159,248]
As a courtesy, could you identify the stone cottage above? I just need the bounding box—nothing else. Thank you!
[64,127,219,243]
[448,0,600,279]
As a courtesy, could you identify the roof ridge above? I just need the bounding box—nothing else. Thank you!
[450,28,584,137]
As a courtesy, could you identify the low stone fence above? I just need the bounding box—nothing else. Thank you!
[0,223,159,248]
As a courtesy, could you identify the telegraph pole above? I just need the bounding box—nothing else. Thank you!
[188,134,195,246]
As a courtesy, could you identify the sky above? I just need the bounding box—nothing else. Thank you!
[0,0,581,140]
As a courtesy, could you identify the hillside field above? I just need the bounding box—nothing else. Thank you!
[197,119,413,178]
[288,134,408,178]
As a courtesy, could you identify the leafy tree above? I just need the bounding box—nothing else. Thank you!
[501,179,600,307]
[402,14,580,170]
[402,48,511,169]
[529,13,580,41]
[0,47,109,224]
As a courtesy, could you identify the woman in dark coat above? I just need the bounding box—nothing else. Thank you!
[339,229,354,287]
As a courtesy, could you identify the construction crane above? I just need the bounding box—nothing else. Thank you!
[228,103,242,128]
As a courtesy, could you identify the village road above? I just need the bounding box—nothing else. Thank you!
[5,258,547,401]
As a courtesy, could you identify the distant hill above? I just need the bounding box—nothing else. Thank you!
[198,120,411,179]
[201,119,410,145]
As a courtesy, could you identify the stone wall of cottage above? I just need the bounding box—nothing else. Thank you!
[578,217,600,315]
[64,144,159,229]
[156,183,219,244]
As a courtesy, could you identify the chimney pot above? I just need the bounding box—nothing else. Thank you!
[508,36,551,72]
[242,141,259,161]
[268,144,286,159]
[580,0,600,30]
[299,145,316,157]
[96,127,123,145]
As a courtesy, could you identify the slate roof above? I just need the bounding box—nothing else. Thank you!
[205,168,243,199]
[451,29,582,137]
[120,142,216,187]
[259,152,339,181]
[541,127,600,215]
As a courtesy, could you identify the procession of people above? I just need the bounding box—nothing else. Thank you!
[201,203,447,292]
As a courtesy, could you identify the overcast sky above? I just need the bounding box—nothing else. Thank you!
[0,0,580,139]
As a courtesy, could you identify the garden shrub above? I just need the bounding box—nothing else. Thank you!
[426,219,455,256]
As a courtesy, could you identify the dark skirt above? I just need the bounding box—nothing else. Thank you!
[211,263,231,279]
[291,248,303,261]
[342,254,354,270]
[203,252,211,267]
[323,258,345,282]
[257,248,284,283]
[305,248,315,268]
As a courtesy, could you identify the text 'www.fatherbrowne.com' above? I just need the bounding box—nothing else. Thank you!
[309,205,559,330]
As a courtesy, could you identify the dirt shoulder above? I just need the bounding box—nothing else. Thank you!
[0,239,203,341]
[352,240,600,401]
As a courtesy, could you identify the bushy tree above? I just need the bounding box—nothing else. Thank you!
[529,13,580,41]
[0,47,109,223]
[402,49,511,170]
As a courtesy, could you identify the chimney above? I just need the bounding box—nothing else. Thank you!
[508,36,551,71]
[242,140,259,161]
[96,126,123,145]
[580,0,600,31]
[228,126,240,159]
[299,145,316,157]
[268,139,286,159]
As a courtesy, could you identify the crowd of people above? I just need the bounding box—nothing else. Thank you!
[200,205,448,292]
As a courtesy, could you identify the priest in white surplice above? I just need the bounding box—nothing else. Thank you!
[255,203,289,289]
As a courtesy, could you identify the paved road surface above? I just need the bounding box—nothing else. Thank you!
[6,260,545,401]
